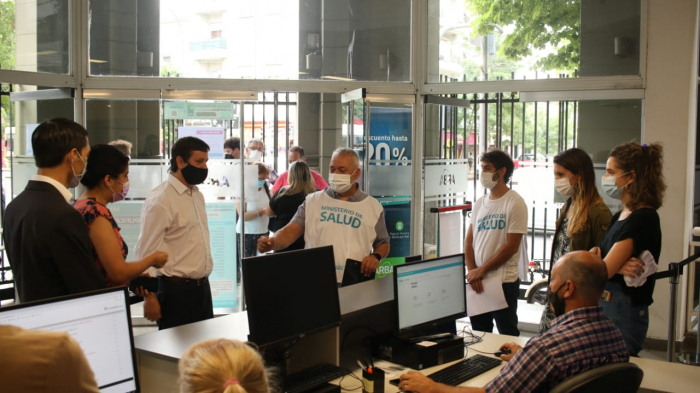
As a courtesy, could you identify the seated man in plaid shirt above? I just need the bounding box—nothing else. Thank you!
[398,251,629,393]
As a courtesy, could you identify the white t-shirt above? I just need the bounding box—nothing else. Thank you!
[470,189,528,283]
[304,191,384,282]
[236,187,270,234]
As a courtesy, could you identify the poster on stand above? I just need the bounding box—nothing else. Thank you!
[178,127,225,159]
[369,106,413,258]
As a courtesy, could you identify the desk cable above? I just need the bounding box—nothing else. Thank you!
[457,325,486,359]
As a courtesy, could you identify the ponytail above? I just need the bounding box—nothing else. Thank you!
[609,141,666,210]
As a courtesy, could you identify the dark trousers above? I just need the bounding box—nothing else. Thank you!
[469,279,520,336]
[157,277,214,330]
[236,233,265,282]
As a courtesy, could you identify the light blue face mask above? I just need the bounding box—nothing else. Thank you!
[601,172,630,199]
[257,179,266,188]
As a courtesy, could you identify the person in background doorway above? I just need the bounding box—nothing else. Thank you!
[74,144,168,287]
[464,149,528,337]
[592,142,665,356]
[133,137,214,330]
[271,146,328,194]
[179,339,272,393]
[108,139,133,157]
[3,118,105,303]
[539,148,612,333]
[245,139,278,183]
[260,161,317,252]
[237,162,271,260]
[224,137,240,159]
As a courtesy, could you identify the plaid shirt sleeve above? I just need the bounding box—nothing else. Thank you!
[484,340,555,393]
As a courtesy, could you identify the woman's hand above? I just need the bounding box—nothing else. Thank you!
[150,251,169,268]
[617,257,644,278]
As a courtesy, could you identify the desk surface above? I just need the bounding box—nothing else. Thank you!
[134,312,249,361]
[134,313,700,392]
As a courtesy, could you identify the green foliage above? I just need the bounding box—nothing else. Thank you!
[467,0,580,72]
[160,62,181,77]
[0,0,15,71]
[0,1,15,130]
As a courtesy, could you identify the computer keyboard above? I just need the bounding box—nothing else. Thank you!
[283,363,351,393]
[426,355,502,386]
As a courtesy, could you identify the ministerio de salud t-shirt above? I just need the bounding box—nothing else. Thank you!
[471,189,529,283]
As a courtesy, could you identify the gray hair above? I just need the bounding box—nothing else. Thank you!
[247,138,263,147]
[556,251,608,303]
[331,147,360,167]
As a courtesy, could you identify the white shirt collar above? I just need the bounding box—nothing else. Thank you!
[31,174,74,202]
[167,174,198,195]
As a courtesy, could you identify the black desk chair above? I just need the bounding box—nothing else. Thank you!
[549,363,643,393]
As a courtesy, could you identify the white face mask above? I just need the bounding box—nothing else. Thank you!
[248,149,263,161]
[329,171,356,193]
[480,171,499,190]
[555,176,576,197]
[601,172,629,200]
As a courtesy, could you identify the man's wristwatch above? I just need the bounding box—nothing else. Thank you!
[372,253,382,262]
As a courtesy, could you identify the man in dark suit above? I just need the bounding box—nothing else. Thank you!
[3,118,105,303]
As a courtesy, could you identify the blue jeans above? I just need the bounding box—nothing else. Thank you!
[600,281,648,356]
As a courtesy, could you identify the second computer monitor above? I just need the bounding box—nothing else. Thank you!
[243,246,341,347]
[393,254,467,335]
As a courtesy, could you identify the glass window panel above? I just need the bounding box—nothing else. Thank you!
[88,0,411,81]
[6,85,74,201]
[2,0,70,74]
[428,0,641,83]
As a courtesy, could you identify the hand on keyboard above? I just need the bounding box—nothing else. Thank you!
[397,371,435,393]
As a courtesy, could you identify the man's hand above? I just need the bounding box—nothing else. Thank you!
[399,371,437,393]
[466,267,485,294]
[617,257,644,278]
[499,342,522,361]
[134,287,161,322]
[361,254,380,276]
[257,236,274,253]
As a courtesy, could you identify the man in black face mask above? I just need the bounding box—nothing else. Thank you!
[133,137,214,330]
[398,251,630,393]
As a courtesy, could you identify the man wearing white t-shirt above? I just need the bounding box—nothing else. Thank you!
[257,148,390,282]
[465,150,528,336]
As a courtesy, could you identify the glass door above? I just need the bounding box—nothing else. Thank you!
[423,96,473,259]
[342,90,415,270]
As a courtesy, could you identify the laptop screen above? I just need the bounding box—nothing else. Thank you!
[0,287,139,392]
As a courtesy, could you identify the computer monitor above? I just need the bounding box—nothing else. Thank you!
[393,254,467,335]
[243,246,341,347]
[0,287,139,393]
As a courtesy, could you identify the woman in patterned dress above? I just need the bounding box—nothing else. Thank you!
[74,144,168,286]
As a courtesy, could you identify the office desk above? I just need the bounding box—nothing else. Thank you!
[339,333,700,393]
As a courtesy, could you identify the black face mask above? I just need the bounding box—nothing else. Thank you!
[225,154,234,159]
[546,282,567,318]
[181,164,208,185]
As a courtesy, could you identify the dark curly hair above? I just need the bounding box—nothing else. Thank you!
[609,142,665,210]
[480,149,514,184]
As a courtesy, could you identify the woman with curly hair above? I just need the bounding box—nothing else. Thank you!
[592,142,666,356]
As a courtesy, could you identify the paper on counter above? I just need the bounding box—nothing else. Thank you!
[466,269,508,317]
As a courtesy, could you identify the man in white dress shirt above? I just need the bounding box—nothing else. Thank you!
[133,137,214,330]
